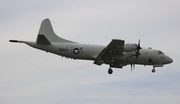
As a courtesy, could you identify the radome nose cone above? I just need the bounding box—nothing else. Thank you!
[167,56,173,64]
[169,57,173,63]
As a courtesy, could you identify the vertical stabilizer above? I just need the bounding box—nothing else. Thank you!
[36,19,75,44]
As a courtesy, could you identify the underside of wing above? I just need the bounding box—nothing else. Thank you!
[94,39,125,66]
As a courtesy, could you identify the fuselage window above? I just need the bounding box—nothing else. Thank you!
[158,51,165,55]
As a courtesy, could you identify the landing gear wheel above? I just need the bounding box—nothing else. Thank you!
[152,69,156,73]
[108,68,113,74]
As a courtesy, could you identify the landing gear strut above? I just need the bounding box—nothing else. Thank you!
[108,62,115,74]
[108,67,113,74]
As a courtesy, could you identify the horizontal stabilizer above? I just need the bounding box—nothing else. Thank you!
[9,40,19,42]
[9,40,24,43]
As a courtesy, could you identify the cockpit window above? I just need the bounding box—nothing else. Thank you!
[158,51,165,55]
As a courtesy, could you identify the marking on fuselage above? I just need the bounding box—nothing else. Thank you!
[72,47,83,55]
[73,48,80,54]
[59,48,69,52]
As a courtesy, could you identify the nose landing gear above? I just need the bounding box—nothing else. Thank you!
[152,66,156,73]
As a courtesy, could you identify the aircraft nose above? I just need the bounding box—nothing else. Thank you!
[169,57,173,63]
[167,56,173,64]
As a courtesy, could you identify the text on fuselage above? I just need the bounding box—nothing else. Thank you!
[59,48,69,52]
[59,47,83,55]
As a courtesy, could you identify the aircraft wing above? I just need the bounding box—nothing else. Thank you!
[94,39,125,65]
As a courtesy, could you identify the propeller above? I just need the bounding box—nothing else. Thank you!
[130,39,142,71]
[136,39,142,58]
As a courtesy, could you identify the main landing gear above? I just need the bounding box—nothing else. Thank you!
[108,67,113,74]
[152,69,156,73]
[108,62,115,74]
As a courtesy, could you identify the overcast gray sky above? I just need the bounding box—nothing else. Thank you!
[0,0,180,104]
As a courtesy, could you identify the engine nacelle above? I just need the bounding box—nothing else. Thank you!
[124,43,137,52]
[124,51,136,59]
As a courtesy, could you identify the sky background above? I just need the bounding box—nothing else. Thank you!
[0,0,180,104]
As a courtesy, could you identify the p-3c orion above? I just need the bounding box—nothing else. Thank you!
[9,19,173,74]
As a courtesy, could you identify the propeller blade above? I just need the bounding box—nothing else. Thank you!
[136,39,142,58]
[131,64,135,71]
[137,39,142,50]
[131,39,142,72]
[133,64,135,70]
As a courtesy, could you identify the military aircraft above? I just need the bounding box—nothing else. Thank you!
[9,19,173,74]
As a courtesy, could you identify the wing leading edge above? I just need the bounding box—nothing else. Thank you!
[94,39,125,65]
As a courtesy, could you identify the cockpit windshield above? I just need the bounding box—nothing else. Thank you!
[158,50,165,55]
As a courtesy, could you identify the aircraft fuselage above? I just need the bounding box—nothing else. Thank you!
[23,41,172,68]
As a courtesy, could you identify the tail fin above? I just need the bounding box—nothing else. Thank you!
[36,19,75,44]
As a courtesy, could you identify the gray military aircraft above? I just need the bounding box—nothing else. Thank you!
[10,19,173,74]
